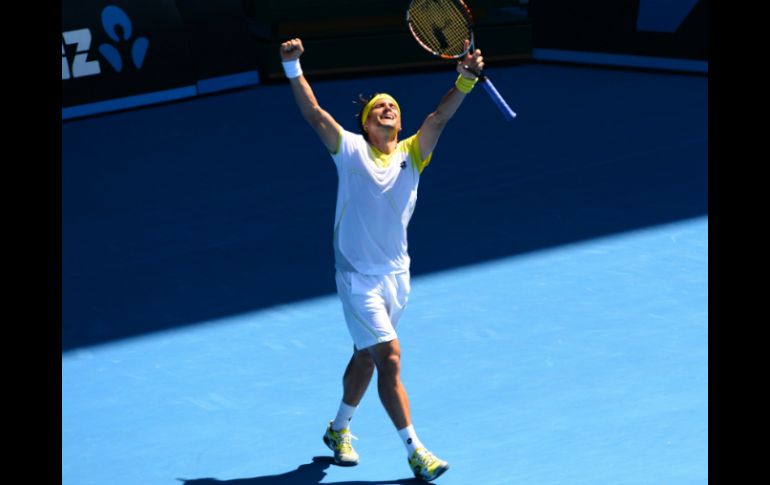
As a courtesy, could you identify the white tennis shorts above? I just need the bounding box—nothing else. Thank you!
[335,269,411,350]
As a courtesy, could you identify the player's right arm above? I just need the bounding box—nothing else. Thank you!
[280,38,341,153]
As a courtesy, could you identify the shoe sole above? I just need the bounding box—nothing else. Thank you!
[323,434,359,467]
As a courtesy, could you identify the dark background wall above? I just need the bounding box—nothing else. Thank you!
[62,0,198,106]
[62,0,262,108]
[62,1,532,110]
[529,0,707,60]
[62,1,707,112]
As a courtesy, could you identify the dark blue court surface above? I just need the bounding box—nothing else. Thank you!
[62,63,707,484]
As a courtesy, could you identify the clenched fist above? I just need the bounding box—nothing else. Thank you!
[280,38,304,61]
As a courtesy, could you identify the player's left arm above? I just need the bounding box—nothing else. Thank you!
[416,44,484,160]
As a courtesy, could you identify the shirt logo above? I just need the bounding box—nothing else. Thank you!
[400,160,407,170]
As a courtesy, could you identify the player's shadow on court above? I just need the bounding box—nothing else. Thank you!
[178,456,433,485]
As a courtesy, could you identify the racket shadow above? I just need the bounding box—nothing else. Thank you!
[177,456,434,485]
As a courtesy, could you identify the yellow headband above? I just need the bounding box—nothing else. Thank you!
[361,94,401,127]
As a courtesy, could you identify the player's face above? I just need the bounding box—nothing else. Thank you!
[367,99,401,132]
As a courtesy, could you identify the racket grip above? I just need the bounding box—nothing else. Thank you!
[480,77,517,121]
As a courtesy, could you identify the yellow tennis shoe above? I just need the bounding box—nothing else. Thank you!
[408,447,449,481]
[322,421,359,466]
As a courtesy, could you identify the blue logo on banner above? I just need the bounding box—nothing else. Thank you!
[98,5,149,72]
[636,0,701,33]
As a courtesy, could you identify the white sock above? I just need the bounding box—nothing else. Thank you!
[398,424,424,455]
[331,401,357,431]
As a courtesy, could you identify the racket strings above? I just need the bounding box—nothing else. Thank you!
[408,0,472,58]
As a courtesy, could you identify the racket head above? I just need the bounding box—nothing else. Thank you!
[406,0,474,59]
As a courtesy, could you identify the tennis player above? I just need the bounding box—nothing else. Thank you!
[280,37,483,481]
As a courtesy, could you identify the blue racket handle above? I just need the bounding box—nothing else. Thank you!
[480,76,516,121]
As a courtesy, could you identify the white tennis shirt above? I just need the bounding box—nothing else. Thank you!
[330,129,432,275]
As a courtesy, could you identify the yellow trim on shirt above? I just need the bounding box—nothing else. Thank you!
[367,143,400,169]
[330,129,342,155]
[410,132,432,174]
[366,133,432,172]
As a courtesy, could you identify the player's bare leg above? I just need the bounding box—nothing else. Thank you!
[324,348,374,466]
[369,339,449,481]
[343,348,375,407]
[369,339,411,429]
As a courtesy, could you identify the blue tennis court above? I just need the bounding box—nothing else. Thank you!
[62,63,708,484]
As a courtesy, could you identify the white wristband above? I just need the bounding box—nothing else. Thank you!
[281,59,303,79]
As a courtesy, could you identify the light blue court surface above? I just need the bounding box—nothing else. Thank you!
[63,61,707,483]
[62,216,707,485]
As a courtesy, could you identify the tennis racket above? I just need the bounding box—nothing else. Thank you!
[406,0,517,121]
